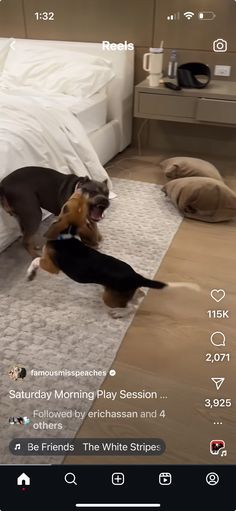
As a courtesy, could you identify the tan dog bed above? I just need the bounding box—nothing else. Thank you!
[161,157,236,222]
[161,156,223,181]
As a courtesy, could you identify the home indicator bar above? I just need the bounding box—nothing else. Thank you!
[75,505,161,508]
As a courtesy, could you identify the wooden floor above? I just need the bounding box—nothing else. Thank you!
[65,149,236,465]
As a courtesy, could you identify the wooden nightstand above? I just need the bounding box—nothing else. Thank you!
[134,79,236,127]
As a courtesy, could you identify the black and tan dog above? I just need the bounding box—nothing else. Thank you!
[27,192,200,318]
[0,166,109,257]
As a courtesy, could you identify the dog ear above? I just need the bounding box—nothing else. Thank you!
[75,176,90,190]
[44,216,70,239]
[102,179,109,191]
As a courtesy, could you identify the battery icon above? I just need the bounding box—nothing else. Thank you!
[198,11,216,20]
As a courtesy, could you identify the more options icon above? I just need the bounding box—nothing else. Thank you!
[159,472,172,485]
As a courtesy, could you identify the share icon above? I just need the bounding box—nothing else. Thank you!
[211,377,225,390]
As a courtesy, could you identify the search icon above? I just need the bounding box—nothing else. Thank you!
[64,472,77,485]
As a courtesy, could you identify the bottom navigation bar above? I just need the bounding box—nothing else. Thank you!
[0,464,234,511]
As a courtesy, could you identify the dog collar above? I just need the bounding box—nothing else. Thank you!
[57,234,81,241]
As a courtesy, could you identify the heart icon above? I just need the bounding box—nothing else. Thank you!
[210,289,226,302]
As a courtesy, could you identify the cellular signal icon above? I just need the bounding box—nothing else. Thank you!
[167,12,180,21]
[184,11,194,20]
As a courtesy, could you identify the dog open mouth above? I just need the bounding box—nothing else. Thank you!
[89,204,107,222]
[88,195,110,222]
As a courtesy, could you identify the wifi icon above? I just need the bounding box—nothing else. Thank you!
[184,11,195,20]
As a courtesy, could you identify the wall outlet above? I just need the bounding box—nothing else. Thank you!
[214,65,231,77]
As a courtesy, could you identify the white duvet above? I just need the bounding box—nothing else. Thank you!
[0,91,111,252]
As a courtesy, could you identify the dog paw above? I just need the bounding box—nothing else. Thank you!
[26,269,36,281]
[26,257,40,281]
[109,307,133,319]
[109,309,126,319]
[135,288,146,299]
[131,289,146,306]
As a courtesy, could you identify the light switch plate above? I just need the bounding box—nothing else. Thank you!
[214,65,231,77]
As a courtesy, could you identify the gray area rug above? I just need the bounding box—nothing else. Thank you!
[0,178,182,464]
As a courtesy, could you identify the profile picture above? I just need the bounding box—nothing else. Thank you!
[8,416,30,426]
[9,417,18,425]
[9,366,27,381]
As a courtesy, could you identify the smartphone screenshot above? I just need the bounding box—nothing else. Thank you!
[0,0,235,509]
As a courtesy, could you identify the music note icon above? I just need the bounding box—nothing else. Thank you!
[14,443,21,451]
[221,450,227,457]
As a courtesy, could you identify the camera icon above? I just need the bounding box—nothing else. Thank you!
[213,39,228,52]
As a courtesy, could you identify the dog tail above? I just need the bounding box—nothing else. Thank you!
[137,276,200,292]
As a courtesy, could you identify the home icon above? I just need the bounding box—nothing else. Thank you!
[17,473,30,486]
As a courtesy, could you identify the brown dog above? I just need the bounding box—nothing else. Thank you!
[29,190,101,278]
[44,189,109,248]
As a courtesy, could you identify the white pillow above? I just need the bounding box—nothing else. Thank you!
[0,38,14,71]
[3,46,115,97]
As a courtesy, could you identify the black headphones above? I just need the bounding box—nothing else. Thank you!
[165,62,211,91]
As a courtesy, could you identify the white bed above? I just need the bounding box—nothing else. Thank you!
[72,91,107,135]
[0,38,134,252]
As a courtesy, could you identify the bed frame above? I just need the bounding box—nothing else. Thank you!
[9,38,134,164]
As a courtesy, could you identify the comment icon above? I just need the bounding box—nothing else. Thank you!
[210,331,226,347]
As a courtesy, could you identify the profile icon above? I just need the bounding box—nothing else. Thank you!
[9,366,27,381]
[206,472,219,486]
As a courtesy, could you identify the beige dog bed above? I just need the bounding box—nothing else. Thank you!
[161,157,236,223]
